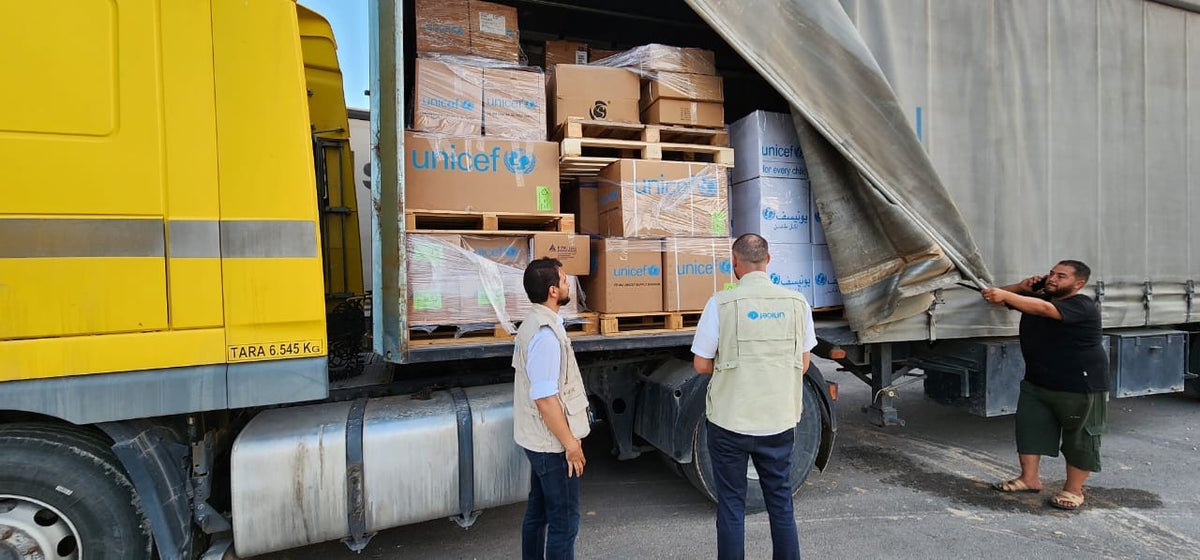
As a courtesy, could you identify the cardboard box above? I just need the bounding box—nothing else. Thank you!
[622,44,717,75]
[415,0,470,56]
[731,177,811,244]
[405,132,559,213]
[589,48,624,63]
[545,40,589,68]
[583,238,664,313]
[413,59,483,136]
[663,237,734,311]
[640,99,724,128]
[562,179,601,235]
[640,72,724,110]
[766,243,814,304]
[548,65,640,129]
[812,243,842,308]
[730,110,808,184]
[407,234,465,325]
[531,233,591,276]
[597,159,728,238]
[483,67,546,141]
[469,0,520,62]
[461,234,530,267]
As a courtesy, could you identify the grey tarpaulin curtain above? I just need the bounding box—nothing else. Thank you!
[684,0,992,338]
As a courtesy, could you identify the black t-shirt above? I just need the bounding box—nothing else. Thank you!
[1018,293,1109,393]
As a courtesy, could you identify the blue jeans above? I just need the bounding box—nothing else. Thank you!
[522,448,581,560]
[707,421,801,560]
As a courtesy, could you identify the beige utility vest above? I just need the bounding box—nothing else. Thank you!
[707,271,811,435]
[512,304,591,452]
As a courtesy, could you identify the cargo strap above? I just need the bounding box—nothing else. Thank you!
[449,387,480,528]
[342,398,374,552]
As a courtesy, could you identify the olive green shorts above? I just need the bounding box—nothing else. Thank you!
[1015,380,1108,472]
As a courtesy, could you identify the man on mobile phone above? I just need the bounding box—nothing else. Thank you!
[980,260,1108,511]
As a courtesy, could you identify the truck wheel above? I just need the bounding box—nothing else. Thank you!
[681,381,822,513]
[0,424,153,560]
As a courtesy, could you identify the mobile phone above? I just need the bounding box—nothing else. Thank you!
[1030,277,1046,292]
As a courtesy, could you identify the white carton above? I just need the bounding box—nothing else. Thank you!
[731,177,811,244]
[729,110,809,184]
[812,243,842,308]
[765,243,814,304]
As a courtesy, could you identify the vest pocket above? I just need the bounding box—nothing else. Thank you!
[562,387,591,437]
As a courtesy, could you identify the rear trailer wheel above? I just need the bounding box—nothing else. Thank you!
[0,424,153,560]
[682,383,822,513]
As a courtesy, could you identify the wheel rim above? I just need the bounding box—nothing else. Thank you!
[0,495,81,560]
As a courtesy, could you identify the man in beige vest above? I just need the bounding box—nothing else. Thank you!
[691,233,815,560]
[513,257,591,560]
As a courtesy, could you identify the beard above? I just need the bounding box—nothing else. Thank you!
[1044,283,1073,298]
[557,294,571,306]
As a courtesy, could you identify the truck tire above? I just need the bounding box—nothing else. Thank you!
[681,380,823,513]
[0,424,153,560]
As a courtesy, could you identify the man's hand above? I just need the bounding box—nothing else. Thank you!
[1017,275,1044,294]
[565,439,586,477]
[981,287,1011,306]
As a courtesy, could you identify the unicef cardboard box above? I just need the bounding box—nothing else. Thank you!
[812,243,842,308]
[811,196,827,244]
[405,132,559,213]
[597,159,729,238]
[413,59,483,136]
[663,237,734,312]
[483,67,546,141]
[583,238,664,313]
[730,110,808,184]
[461,235,530,267]
[766,242,814,304]
[731,176,811,244]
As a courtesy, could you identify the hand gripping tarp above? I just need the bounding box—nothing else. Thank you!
[685,0,992,340]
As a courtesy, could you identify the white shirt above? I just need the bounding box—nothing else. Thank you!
[526,316,565,400]
[690,294,818,359]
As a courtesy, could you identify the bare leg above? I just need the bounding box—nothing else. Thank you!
[1063,462,1091,496]
[1017,454,1043,490]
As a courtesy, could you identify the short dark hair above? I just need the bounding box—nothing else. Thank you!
[1058,260,1091,283]
[524,257,563,303]
[732,233,769,264]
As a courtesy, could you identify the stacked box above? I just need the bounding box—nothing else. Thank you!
[415,0,520,63]
[544,40,589,68]
[547,64,641,130]
[483,67,546,140]
[729,110,840,308]
[413,59,484,136]
[583,238,664,314]
[562,178,601,235]
[639,72,725,128]
[663,237,735,312]
[405,132,559,213]
[597,159,729,238]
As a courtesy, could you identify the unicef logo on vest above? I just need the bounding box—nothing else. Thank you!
[504,149,537,175]
[747,310,786,320]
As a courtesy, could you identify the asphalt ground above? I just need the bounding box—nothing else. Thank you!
[260,358,1200,559]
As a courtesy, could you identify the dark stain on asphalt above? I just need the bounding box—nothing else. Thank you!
[839,445,1162,515]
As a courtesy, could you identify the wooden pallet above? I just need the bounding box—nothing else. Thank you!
[598,311,703,336]
[556,118,729,147]
[408,313,600,347]
[406,210,574,233]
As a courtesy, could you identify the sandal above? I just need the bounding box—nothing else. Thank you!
[1048,490,1085,510]
[992,478,1041,493]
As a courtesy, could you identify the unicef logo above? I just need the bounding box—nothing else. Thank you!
[504,149,537,175]
[770,273,781,284]
[816,273,827,286]
[697,176,719,197]
[648,265,661,277]
[762,208,777,220]
[589,100,608,119]
[747,311,760,320]
[719,260,732,274]
[461,100,476,111]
